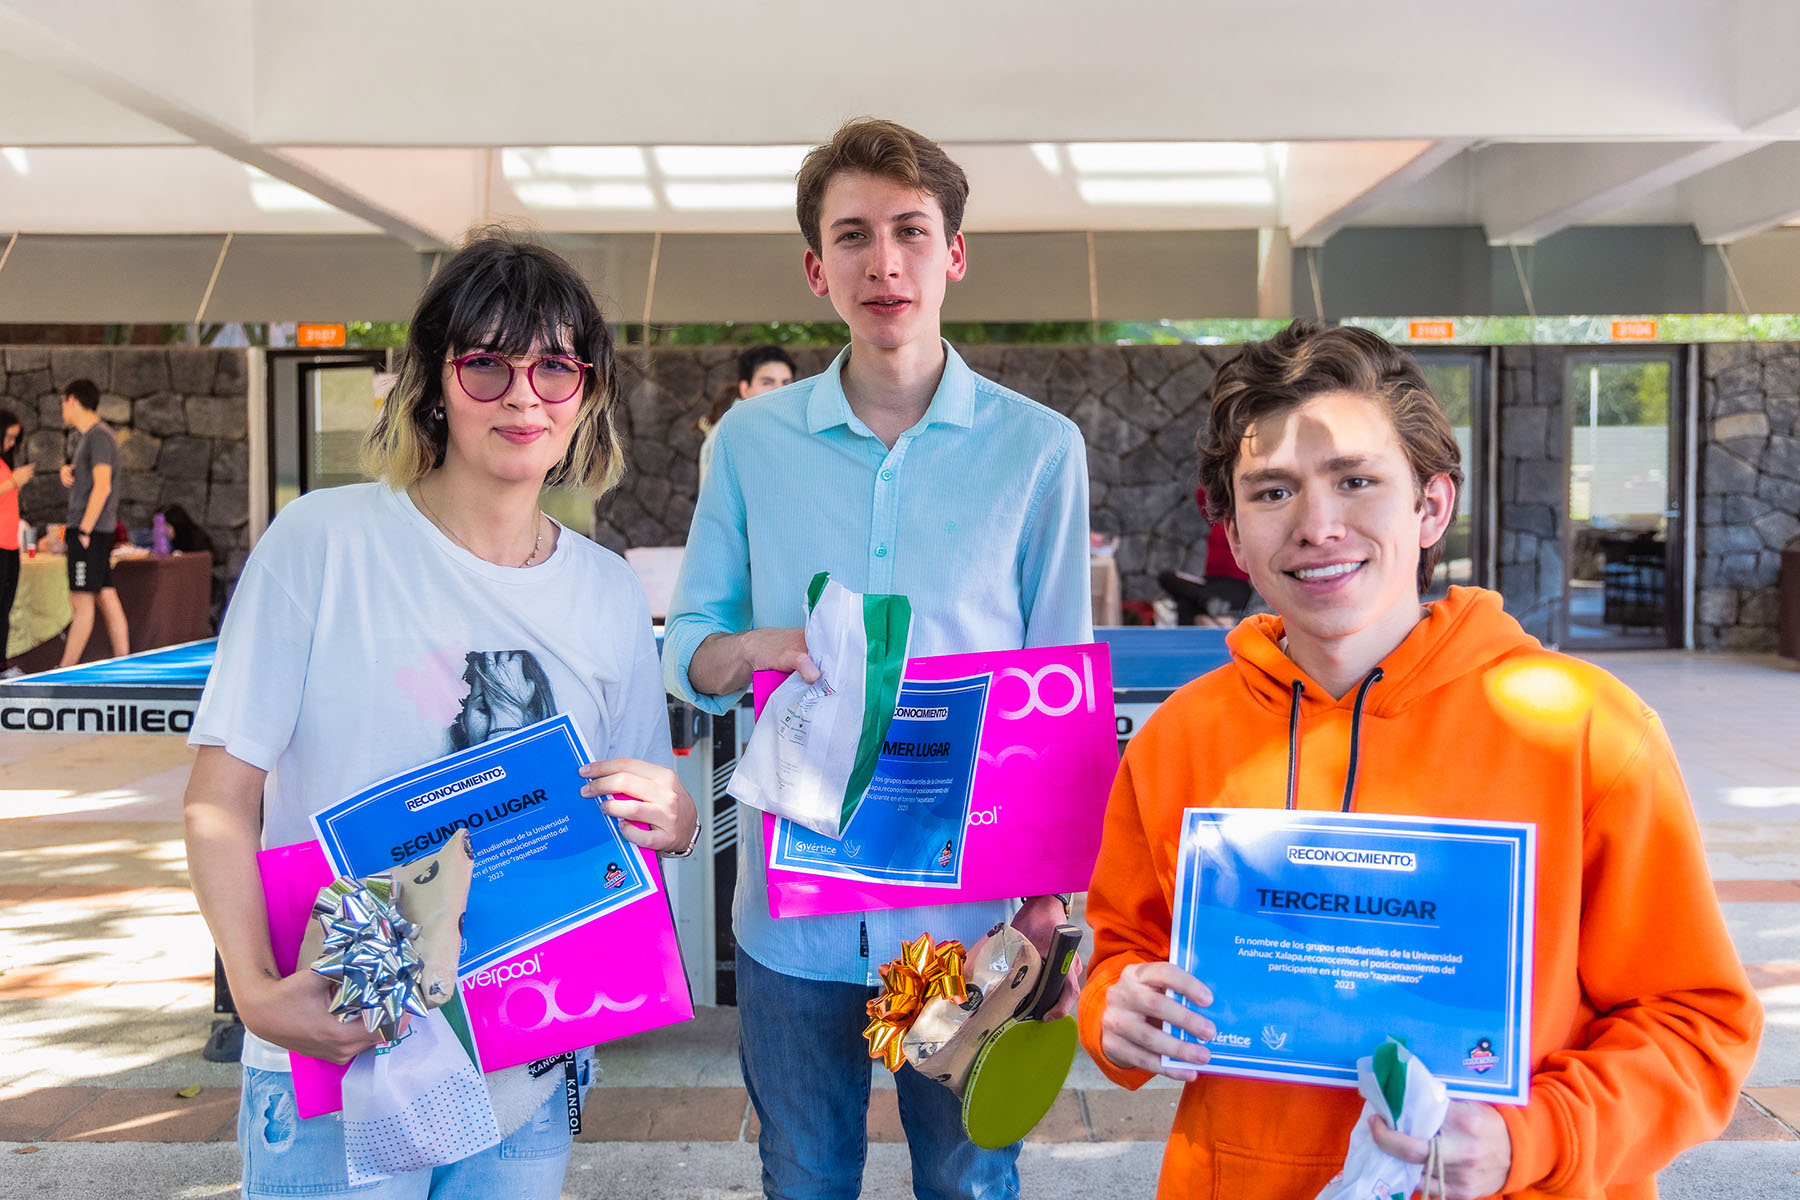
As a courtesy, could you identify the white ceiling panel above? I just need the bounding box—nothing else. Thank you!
[0,0,251,138]
[0,146,377,234]
[244,0,1734,145]
[273,146,490,246]
[8,1,1800,319]
[0,47,186,144]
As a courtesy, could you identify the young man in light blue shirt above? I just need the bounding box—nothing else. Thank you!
[663,118,1092,1198]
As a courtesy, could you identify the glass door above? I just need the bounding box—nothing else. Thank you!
[266,350,390,518]
[1413,350,1489,598]
[298,360,384,495]
[1563,351,1684,647]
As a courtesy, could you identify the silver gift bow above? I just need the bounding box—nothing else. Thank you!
[310,875,430,1040]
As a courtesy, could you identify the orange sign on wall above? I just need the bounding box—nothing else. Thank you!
[1408,320,1456,341]
[297,323,347,348]
[1609,319,1658,341]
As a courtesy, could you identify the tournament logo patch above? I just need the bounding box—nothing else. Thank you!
[603,862,627,890]
[1462,1037,1498,1074]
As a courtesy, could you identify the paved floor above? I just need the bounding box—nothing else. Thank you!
[1,650,1797,1196]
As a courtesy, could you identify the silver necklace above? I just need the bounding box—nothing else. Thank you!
[414,484,544,568]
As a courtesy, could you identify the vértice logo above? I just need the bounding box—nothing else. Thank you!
[1211,1031,1252,1049]
[1463,1037,1498,1074]
[1260,1025,1288,1051]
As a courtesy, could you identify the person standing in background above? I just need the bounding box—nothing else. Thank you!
[1158,489,1259,624]
[696,345,795,484]
[0,409,36,663]
[57,378,129,665]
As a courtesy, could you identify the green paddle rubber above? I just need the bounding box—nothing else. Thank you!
[960,1015,1078,1150]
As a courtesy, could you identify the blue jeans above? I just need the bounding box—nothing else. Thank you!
[238,1064,581,1199]
[736,945,1021,1200]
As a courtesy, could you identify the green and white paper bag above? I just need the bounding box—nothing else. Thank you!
[1315,1038,1450,1200]
[730,572,912,840]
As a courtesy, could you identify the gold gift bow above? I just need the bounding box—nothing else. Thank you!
[862,933,969,1072]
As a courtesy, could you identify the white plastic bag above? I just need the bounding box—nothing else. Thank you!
[730,572,911,839]
[341,1007,500,1185]
[1315,1038,1450,1200]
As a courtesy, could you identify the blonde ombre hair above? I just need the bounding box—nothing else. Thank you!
[362,227,624,494]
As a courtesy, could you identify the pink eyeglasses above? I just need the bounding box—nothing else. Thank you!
[445,352,592,403]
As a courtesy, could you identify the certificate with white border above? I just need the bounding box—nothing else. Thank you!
[311,713,657,976]
[1163,808,1535,1104]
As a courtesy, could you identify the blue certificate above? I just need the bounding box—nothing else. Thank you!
[311,714,657,976]
[1164,809,1535,1104]
[769,674,989,886]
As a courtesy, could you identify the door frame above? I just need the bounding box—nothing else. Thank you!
[1558,346,1689,649]
[1410,346,1495,590]
[263,348,390,530]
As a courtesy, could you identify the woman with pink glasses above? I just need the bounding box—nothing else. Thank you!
[183,228,697,1198]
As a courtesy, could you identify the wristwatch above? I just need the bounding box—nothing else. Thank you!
[1023,893,1075,915]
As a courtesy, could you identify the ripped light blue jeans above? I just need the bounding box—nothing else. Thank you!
[237,1064,585,1199]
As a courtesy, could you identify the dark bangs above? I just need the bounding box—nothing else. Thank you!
[407,229,612,408]
[439,254,594,360]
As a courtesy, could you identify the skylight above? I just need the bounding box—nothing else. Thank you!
[246,165,334,213]
[652,145,809,178]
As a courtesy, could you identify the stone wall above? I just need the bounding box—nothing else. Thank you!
[2,346,252,618]
[1493,348,1567,645]
[4,340,1790,652]
[1696,344,1800,651]
[598,345,1229,606]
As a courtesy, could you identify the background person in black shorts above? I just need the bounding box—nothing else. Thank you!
[58,378,129,665]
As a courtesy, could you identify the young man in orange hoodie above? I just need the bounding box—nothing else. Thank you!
[1078,322,1762,1200]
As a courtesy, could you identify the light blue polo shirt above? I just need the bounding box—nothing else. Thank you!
[663,342,1093,985]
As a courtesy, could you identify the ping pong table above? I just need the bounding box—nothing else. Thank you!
[0,625,1234,1013]
[0,626,1232,740]
[1097,625,1231,742]
[0,638,216,735]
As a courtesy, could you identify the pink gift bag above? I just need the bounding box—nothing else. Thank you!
[753,642,1118,918]
[257,839,692,1118]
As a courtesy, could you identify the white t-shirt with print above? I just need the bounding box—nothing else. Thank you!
[190,481,673,1070]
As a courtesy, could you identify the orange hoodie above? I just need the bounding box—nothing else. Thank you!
[1079,587,1762,1200]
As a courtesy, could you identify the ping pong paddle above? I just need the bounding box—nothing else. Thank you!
[959,922,1083,1149]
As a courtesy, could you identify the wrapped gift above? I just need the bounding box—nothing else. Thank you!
[295,830,475,1037]
[863,924,1044,1096]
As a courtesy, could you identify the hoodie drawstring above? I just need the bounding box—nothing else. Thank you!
[1339,667,1384,811]
[1284,679,1304,810]
[1284,667,1385,812]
